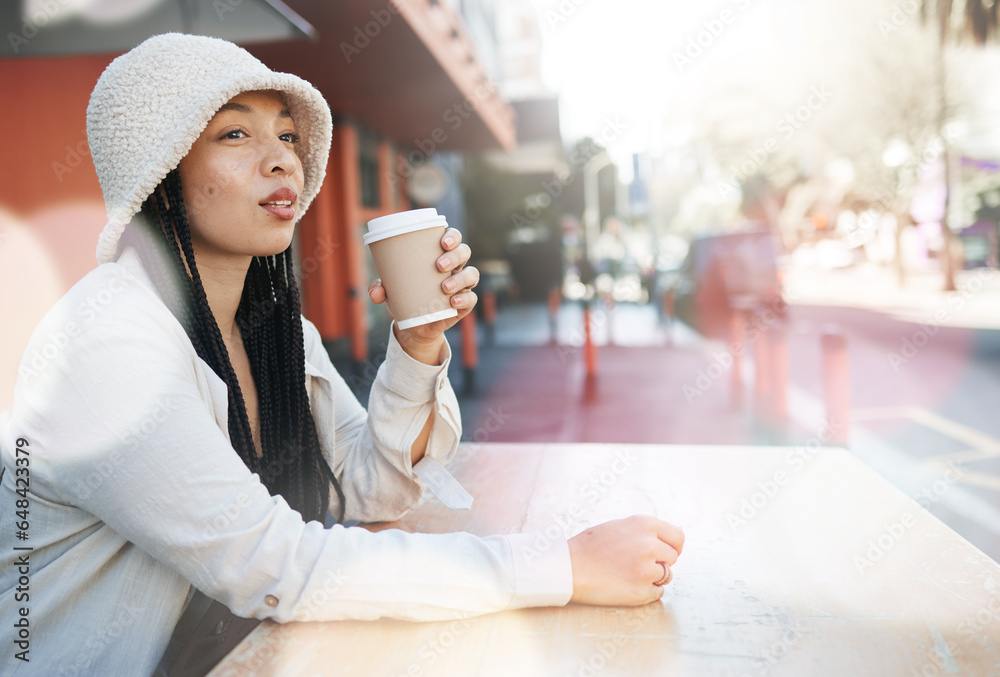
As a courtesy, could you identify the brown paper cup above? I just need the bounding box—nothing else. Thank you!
[368,225,458,329]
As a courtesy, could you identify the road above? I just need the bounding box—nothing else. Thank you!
[449,290,1000,562]
[776,303,1000,563]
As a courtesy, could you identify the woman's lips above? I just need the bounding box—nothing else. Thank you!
[259,200,295,220]
[259,187,297,220]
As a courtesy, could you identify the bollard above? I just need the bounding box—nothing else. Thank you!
[350,285,369,390]
[769,320,789,438]
[662,288,676,322]
[753,317,772,422]
[583,301,598,378]
[548,287,561,345]
[821,327,851,446]
[663,288,676,344]
[508,282,521,303]
[604,294,616,347]
[482,288,497,347]
[729,308,745,410]
[461,311,478,396]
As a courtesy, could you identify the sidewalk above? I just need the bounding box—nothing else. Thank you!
[437,275,1000,562]
[448,261,1000,448]
[783,263,1000,329]
[449,301,811,447]
[446,295,1000,562]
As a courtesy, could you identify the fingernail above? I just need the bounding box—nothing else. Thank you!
[443,236,455,248]
[443,278,456,292]
[438,257,453,271]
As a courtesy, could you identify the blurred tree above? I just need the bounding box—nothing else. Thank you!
[919,0,1000,289]
[926,0,999,44]
[829,6,945,287]
[670,0,991,291]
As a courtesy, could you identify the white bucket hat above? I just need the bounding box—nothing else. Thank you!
[86,32,332,265]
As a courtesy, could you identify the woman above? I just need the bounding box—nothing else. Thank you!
[0,33,684,675]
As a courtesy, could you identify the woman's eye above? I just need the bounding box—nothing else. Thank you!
[281,132,302,144]
[222,129,246,140]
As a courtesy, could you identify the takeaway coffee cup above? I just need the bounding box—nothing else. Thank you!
[364,208,459,329]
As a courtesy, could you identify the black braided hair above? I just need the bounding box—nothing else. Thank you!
[136,168,346,525]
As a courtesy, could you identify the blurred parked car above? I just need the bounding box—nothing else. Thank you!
[665,228,785,339]
[958,221,999,269]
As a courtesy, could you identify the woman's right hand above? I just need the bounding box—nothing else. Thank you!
[567,515,685,606]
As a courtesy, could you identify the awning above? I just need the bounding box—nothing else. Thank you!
[0,0,314,57]
[1,0,516,152]
[248,0,516,152]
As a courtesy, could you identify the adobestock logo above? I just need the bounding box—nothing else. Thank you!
[672,0,753,73]
[392,617,475,676]
[55,604,141,677]
[885,268,997,372]
[844,190,895,248]
[737,623,809,677]
[70,395,181,502]
[17,267,138,387]
[338,1,407,63]
[717,85,833,200]
[682,296,788,403]
[844,130,960,249]
[541,0,593,31]
[913,461,965,509]
[6,0,75,54]
[852,513,915,574]
[510,116,628,231]
[564,603,660,677]
[522,449,637,563]
[51,140,92,183]
[385,79,501,194]
[727,418,846,532]
[878,0,920,39]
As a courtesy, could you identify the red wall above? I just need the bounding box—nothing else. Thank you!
[0,53,117,285]
[0,53,409,355]
[1,54,110,215]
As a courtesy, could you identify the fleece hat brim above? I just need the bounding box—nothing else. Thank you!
[86,32,332,265]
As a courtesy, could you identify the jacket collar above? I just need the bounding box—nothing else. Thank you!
[114,234,330,386]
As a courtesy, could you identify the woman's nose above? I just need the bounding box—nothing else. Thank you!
[262,137,300,176]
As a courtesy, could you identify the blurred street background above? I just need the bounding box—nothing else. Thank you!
[3,1,1000,561]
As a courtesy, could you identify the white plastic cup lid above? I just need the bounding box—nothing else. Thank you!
[364,208,447,245]
[368,208,438,232]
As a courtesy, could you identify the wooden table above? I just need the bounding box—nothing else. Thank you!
[209,443,1000,676]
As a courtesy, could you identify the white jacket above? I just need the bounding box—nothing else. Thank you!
[0,244,572,676]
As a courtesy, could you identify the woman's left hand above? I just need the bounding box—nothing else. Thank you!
[368,227,479,365]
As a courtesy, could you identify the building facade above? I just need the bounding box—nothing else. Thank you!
[0,0,515,406]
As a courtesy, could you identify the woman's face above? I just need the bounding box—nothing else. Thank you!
[177,89,306,262]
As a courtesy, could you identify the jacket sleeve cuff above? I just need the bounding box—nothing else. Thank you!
[378,322,452,403]
[504,533,574,609]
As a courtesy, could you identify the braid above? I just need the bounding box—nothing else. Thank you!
[281,249,347,516]
[163,174,259,467]
[138,169,344,523]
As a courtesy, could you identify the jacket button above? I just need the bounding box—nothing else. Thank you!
[264,595,279,607]
[438,378,447,390]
